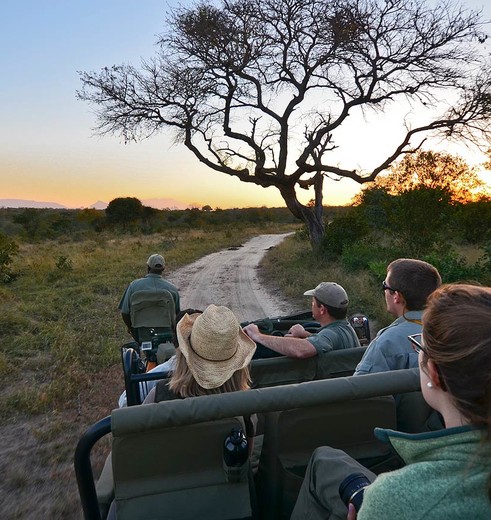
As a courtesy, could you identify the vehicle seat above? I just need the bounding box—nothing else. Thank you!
[256,394,397,518]
[250,346,367,388]
[396,390,445,433]
[110,406,255,520]
[130,289,176,361]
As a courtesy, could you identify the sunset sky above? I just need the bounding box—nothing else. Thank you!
[1,0,490,209]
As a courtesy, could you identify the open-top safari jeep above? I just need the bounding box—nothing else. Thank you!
[75,368,441,520]
[74,309,443,519]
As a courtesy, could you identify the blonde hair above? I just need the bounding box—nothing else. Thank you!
[168,349,251,398]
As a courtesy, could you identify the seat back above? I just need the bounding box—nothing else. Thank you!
[250,356,317,388]
[111,410,253,520]
[250,347,367,388]
[130,289,176,343]
[396,390,445,433]
[257,395,397,518]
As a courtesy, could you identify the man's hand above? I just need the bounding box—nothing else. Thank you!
[286,324,310,338]
[243,323,261,342]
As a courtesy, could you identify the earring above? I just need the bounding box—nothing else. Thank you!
[426,381,433,388]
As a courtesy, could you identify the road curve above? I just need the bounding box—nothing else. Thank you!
[169,233,297,322]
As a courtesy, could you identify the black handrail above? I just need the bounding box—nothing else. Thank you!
[122,347,171,405]
[74,416,111,520]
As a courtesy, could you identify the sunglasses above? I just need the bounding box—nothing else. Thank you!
[408,333,425,354]
[382,280,398,293]
[408,333,448,391]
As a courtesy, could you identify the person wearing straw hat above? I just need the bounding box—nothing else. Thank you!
[144,304,257,402]
[243,282,360,359]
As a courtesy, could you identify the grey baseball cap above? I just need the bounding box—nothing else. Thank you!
[304,282,349,308]
[147,254,165,269]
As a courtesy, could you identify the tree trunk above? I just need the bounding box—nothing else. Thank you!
[279,184,325,248]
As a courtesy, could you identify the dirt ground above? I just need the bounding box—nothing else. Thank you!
[0,233,296,519]
[171,233,296,322]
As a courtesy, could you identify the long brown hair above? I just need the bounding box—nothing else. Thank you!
[422,283,491,499]
[168,349,251,398]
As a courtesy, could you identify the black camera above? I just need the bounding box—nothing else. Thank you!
[339,472,371,512]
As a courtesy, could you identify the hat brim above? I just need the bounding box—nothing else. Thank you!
[303,289,315,296]
[176,313,256,389]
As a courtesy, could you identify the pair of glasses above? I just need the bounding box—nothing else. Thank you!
[382,280,398,293]
[408,333,425,354]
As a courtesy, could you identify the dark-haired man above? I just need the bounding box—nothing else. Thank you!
[243,282,360,359]
[354,258,441,375]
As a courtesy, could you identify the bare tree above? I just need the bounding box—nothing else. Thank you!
[78,0,491,247]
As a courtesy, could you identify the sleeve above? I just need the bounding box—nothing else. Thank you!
[306,329,335,355]
[173,289,181,314]
[354,336,392,375]
[142,387,157,404]
[118,284,132,314]
[357,470,416,520]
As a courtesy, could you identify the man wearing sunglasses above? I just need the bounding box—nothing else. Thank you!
[354,258,441,375]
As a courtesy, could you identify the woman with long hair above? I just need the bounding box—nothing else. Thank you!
[144,304,256,402]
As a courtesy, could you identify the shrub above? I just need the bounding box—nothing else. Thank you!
[0,232,19,283]
[341,241,391,272]
[319,210,370,260]
[55,255,73,271]
[423,247,485,284]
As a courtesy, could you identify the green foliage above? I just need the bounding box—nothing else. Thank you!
[423,246,486,283]
[451,198,491,244]
[319,210,370,259]
[105,197,144,226]
[340,241,390,272]
[370,150,489,203]
[0,232,19,283]
[387,188,452,256]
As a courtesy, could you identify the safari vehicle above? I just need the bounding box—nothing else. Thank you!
[74,311,438,520]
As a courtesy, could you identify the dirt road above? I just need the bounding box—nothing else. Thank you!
[170,233,296,322]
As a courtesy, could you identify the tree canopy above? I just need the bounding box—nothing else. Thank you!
[357,150,490,203]
[105,197,144,225]
[78,0,491,247]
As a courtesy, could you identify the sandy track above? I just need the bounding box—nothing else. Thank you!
[169,233,296,322]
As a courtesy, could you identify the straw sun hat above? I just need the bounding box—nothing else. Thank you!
[176,304,256,389]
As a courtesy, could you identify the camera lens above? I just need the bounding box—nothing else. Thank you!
[339,472,371,512]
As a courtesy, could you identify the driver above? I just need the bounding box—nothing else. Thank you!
[118,253,180,339]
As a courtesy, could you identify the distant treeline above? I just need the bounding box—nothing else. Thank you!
[0,204,347,240]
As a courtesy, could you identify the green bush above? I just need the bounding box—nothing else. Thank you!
[319,210,370,259]
[341,241,389,272]
[423,247,486,284]
[0,232,19,283]
[55,255,73,271]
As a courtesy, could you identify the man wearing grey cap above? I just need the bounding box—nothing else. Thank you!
[118,253,180,337]
[243,282,360,359]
